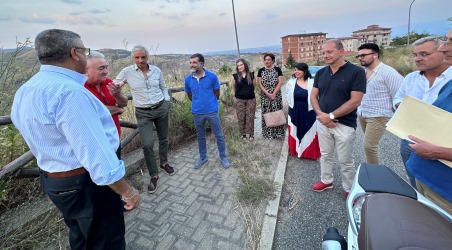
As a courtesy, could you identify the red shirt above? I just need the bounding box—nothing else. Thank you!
[84,78,121,136]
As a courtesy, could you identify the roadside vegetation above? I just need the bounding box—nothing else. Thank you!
[0,36,419,248]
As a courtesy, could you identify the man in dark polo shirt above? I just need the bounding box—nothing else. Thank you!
[310,39,366,198]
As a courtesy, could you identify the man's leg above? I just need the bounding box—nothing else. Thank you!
[154,101,170,165]
[193,114,208,159]
[317,123,335,184]
[361,117,389,164]
[416,180,452,215]
[40,173,125,250]
[400,139,416,187]
[206,112,227,159]
[333,123,356,192]
[135,108,158,177]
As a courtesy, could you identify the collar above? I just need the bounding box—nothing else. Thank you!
[40,65,87,85]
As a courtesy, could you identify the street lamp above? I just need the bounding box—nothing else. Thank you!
[231,0,241,58]
[407,0,416,46]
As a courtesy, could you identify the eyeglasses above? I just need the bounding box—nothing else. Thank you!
[355,53,375,59]
[440,41,452,48]
[74,47,90,56]
[411,52,434,59]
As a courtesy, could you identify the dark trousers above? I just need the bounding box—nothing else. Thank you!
[40,172,125,250]
[135,101,170,177]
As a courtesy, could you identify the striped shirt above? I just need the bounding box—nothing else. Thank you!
[358,62,403,117]
[11,65,125,186]
[393,66,452,109]
[115,64,170,108]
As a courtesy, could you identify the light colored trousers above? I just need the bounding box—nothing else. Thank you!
[416,180,452,215]
[358,116,390,164]
[318,122,356,192]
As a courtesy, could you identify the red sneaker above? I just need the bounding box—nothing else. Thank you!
[312,181,333,192]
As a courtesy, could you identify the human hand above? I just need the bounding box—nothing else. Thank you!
[107,81,125,96]
[122,187,141,211]
[408,135,438,160]
[316,112,333,125]
[324,120,338,128]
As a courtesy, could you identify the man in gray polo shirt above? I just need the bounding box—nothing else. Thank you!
[115,45,175,194]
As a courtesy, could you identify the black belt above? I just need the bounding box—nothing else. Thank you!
[136,100,164,111]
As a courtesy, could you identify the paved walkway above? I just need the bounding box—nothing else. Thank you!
[123,113,285,250]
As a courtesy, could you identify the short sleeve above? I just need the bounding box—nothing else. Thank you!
[257,68,263,77]
[276,67,283,76]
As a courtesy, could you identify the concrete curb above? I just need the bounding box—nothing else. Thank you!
[258,133,289,250]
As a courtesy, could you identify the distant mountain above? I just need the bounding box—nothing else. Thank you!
[204,45,281,56]
[1,46,33,53]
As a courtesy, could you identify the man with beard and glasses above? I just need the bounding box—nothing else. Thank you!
[184,53,230,169]
[393,36,452,188]
[356,43,403,164]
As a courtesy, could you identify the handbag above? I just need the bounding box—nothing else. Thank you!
[263,100,286,127]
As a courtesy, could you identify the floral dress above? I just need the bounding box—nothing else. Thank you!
[258,67,285,139]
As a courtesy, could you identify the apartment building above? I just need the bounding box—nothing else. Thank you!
[352,25,392,47]
[281,33,327,63]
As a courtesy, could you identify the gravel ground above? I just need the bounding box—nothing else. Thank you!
[273,127,408,250]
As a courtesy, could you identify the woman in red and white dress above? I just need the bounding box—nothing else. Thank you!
[286,63,320,160]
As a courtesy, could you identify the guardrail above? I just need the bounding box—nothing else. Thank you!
[0,81,229,180]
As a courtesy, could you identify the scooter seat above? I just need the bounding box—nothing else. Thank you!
[358,193,452,250]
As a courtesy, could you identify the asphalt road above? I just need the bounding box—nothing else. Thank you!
[273,127,408,250]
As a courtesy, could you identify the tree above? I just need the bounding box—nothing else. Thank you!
[218,64,232,78]
[391,31,432,46]
[285,51,296,69]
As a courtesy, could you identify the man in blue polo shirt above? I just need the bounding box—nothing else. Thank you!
[310,39,366,198]
[184,53,230,169]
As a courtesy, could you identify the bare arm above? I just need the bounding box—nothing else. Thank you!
[107,82,128,108]
[105,106,125,115]
[214,89,220,99]
[310,87,322,115]
[408,135,452,161]
[187,92,192,101]
[108,178,140,210]
[257,77,269,95]
[316,91,364,124]
[231,77,236,92]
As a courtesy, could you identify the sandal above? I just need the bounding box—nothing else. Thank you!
[242,134,247,141]
[249,135,254,142]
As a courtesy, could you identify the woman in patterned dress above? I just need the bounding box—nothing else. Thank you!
[257,53,285,139]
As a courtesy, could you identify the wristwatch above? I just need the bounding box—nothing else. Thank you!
[329,112,335,120]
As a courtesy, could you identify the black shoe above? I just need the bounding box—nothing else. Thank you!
[148,176,159,194]
[160,163,175,175]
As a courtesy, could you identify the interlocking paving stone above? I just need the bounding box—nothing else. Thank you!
[123,119,278,249]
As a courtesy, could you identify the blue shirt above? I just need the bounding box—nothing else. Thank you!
[184,69,220,114]
[407,80,452,202]
[11,65,125,186]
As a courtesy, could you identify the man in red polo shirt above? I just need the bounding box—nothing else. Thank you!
[85,51,128,158]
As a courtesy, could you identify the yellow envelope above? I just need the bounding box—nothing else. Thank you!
[386,96,452,168]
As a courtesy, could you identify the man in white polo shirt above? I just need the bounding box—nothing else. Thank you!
[357,43,403,164]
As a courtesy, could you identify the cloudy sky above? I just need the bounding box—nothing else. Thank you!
[0,0,450,54]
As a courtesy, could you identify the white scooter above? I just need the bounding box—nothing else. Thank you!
[322,163,452,250]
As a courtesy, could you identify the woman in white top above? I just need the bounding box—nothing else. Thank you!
[286,63,320,159]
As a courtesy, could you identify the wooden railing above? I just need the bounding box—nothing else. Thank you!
[0,82,229,181]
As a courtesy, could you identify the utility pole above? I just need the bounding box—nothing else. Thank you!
[231,0,241,58]
[407,0,416,46]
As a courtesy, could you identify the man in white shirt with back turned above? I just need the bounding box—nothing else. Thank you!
[393,36,452,188]
[357,43,403,164]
